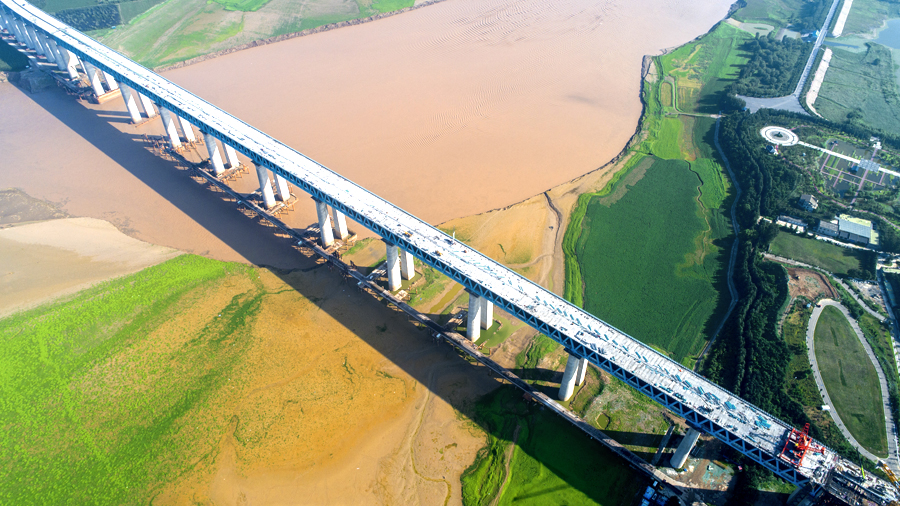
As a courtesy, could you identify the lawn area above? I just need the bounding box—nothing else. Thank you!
[574,157,728,363]
[460,386,647,506]
[769,232,869,277]
[659,23,753,114]
[816,44,900,137]
[814,305,887,457]
[0,39,28,71]
[0,255,253,504]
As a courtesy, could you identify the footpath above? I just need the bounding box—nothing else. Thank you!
[806,300,899,469]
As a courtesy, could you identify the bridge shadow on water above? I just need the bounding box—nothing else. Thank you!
[15,84,757,505]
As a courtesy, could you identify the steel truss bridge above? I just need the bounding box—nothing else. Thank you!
[1,0,896,503]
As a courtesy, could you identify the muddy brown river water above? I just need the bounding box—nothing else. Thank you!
[1,0,731,266]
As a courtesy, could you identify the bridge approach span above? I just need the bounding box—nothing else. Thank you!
[1,0,893,500]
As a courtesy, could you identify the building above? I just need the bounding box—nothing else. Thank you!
[837,217,872,245]
[776,215,807,232]
[799,194,818,211]
[816,220,839,238]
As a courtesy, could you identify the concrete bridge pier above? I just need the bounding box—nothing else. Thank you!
[82,62,106,97]
[119,84,143,123]
[272,173,290,201]
[314,199,334,246]
[11,18,27,46]
[330,207,350,240]
[101,70,119,90]
[25,25,42,54]
[575,354,588,385]
[559,353,584,401]
[46,39,66,71]
[37,33,54,63]
[203,134,226,175]
[255,165,276,209]
[386,243,402,291]
[177,116,197,143]
[17,20,34,49]
[669,428,701,469]
[224,144,241,169]
[467,292,483,342]
[400,249,415,280]
[63,50,79,80]
[158,107,182,149]
[480,298,492,329]
[138,93,157,118]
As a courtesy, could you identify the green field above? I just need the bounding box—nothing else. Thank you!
[460,386,646,506]
[99,0,414,68]
[840,0,900,36]
[0,255,256,504]
[574,157,728,363]
[658,23,753,114]
[814,305,887,456]
[0,39,28,71]
[732,0,810,29]
[816,44,900,137]
[769,232,868,276]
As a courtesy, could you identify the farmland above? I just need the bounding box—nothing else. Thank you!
[98,0,414,68]
[813,305,887,457]
[574,157,728,364]
[769,232,869,277]
[460,386,647,506]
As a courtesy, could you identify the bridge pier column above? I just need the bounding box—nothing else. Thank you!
[480,298,493,329]
[119,84,143,123]
[47,40,66,71]
[63,50,79,80]
[669,428,701,469]
[386,242,402,291]
[224,144,241,169]
[83,62,106,97]
[331,207,349,238]
[467,292,482,342]
[37,33,54,63]
[575,356,588,385]
[138,93,157,118]
[255,165,276,209]
[15,20,31,48]
[203,134,226,175]
[177,116,197,143]
[314,199,334,246]
[158,107,182,149]
[26,25,42,54]
[102,70,119,90]
[5,15,20,41]
[559,354,580,401]
[12,19,27,46]
[400,249,415,279]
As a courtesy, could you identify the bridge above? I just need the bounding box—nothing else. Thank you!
[1,1,896,503]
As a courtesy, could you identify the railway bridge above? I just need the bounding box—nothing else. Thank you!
[1,1,896,503]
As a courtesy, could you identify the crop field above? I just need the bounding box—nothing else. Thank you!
[659,23,753,114]
[99,0,414,68]
[460,386,646,506]
[814,305,887,456]
[815,44,900,137]
[574,157,729,363]
[769,232,866,276]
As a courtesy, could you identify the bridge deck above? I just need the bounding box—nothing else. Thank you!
[2,0,887,495]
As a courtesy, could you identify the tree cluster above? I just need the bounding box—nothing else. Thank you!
[732,36,812,98]
[54,4,121,31]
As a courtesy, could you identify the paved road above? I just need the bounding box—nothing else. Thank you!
[763,253,885,322]
[738,0,841,114]
[807,300,899,469]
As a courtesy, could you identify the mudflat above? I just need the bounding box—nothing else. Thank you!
[0,217,179,317]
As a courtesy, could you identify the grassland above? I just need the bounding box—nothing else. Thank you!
[460,386,647,506]
[814,305,888,456]
[840,0,900,36]
[816,44,900,137]
[732,0,812,30]
[0,255,252,504]
[769,232,866,276]
[98,0,414,68]
[0,39,29,71]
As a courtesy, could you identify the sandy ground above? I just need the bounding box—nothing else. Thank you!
[0,217,180,318]
[787,267,837,300]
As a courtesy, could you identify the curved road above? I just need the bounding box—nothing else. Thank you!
[807,300,899,468]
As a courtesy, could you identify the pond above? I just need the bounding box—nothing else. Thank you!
[876,18,900,49]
